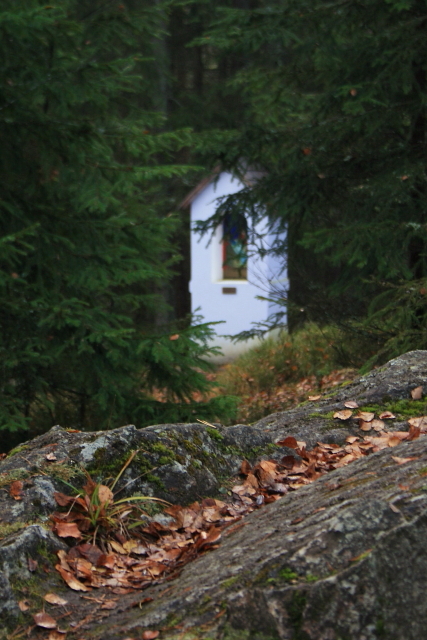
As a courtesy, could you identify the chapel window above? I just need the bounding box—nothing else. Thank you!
[222,213,248,280]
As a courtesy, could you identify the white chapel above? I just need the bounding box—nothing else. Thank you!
[181,169,287,361]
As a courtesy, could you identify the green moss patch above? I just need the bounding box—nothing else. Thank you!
[44,462,83,483]
[221,576,240,589]
[6,444,29,458]
[0,521,27,540]
[206,427,224,441]
[0,468,30,489]
[305,574,319,583]
[360,399,427,419]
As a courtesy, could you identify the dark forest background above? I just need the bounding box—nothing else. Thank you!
[1,0,427,449]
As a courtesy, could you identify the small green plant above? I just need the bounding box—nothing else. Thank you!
[51,450,171,544]
[279,567,299,582]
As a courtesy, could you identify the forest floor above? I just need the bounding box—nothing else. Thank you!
[206,365,359,423]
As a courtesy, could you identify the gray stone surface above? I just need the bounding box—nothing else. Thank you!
[1,350,427,638]
[255,349,427,448]
[0,525,68,622]
[113,434,427,640]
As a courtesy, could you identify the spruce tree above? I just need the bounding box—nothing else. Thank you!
[0,0,235,447]
[189,0,427,359]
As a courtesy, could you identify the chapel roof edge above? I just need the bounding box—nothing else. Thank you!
[179,164,265,210]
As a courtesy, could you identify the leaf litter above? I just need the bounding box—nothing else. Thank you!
[50,413,427,600]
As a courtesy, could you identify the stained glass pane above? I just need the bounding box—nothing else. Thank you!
[222,213,248,280]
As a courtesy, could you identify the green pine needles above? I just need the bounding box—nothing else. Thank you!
[0,0,236,446]
[193,0,427,353]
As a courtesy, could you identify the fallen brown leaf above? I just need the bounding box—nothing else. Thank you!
[256,460,277,483]
[232,483,256,498]
[197,526,221,548]
[54,491,77,507]
[344,400,359,409]
[48,632,67,640]
[9,480,24,500]
[244,473,258,489]
[100,599,118,610]
[356,411,375,422]
[33,612,57,629]
[109,539,127,554]
[240,460,251,475]
[333,409,353,420]
[391,456,419,465]
[334,453,357,467]
[54,522,82,539]
[379,411,396,420]
[411,386,423,400]
[408,416,427,430]
[407,424,421,440]
[276,436,298,449]
[44,593,68,606]
[18,599,30,612]
[97,484,114,506]
[371,419,385,431]
[55,565,89,592]
[364,436,389,450]
[28,557,38,572]
[281,455,296,469]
